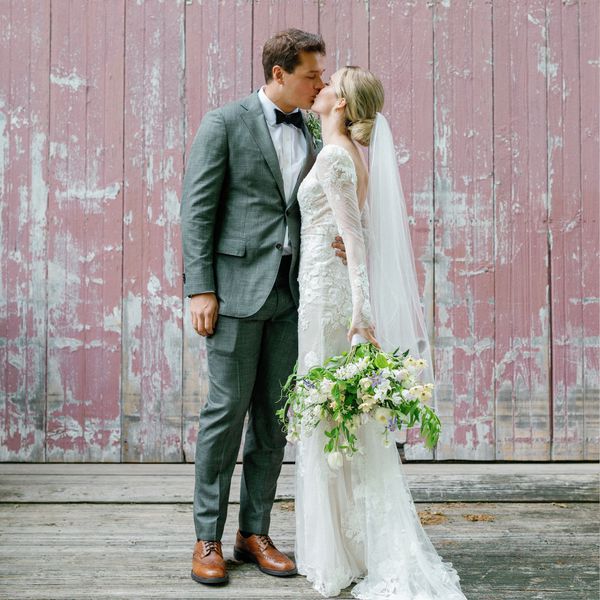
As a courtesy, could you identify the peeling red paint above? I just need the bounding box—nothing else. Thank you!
[1,0,598,463]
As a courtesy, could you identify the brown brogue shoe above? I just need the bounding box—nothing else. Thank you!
[191,540,228,585]
[233,531,297,577]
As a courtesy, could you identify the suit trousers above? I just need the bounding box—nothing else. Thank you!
[193,256,298,541]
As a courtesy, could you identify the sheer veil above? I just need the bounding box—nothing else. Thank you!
[364,112,435,386]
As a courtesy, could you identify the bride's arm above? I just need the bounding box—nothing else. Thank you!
[316,146,378,346]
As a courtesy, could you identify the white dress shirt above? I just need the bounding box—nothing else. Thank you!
[258,87,307,254]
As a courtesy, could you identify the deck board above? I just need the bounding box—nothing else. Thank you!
[0,464,597,599]
[0,463,597,503]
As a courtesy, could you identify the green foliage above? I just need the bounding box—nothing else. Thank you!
[278,343,441,461]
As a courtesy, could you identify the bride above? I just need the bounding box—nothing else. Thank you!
[294,66,468,599]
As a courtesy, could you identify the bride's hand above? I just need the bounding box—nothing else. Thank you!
[348,325,381,348]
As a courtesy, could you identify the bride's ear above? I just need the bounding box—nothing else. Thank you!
[336,97,347,109]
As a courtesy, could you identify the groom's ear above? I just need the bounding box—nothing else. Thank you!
[272,65,285,85]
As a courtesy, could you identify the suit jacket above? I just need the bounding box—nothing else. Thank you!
[180,91,318,317]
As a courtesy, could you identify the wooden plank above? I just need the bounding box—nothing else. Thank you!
[0,502,597,599]
[45,0,124,461]
[493,0,552,460]
[122,0,185,461]
[370,0,436,461]
[319,0,369,74]
[370,0,416,446]
[547,0,586,459]
[181,0,253,463]
[0,463,597,504]
[0,1,50,461]
[579,0,600,460]
[432,0,495,460]
[1,461,597,476]
[251,0,319,91]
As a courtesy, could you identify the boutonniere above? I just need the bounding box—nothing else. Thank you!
[304,111,322,147]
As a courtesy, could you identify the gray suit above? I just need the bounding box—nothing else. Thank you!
[181,91,317,540]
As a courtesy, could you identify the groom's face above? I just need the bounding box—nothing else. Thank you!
[279,51,326,110]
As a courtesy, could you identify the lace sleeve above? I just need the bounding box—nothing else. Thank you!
[316,145,373,330]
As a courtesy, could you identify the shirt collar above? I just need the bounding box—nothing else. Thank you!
[258,87,301,126]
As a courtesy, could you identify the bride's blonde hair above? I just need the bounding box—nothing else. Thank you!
[333,66,384,146]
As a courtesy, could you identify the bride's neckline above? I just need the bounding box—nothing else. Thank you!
[321,143,357,174]
[322,143,353,158]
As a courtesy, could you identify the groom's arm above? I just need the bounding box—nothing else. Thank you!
[181,109,228,298]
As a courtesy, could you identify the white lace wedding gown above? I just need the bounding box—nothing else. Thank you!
[295,144,468,599]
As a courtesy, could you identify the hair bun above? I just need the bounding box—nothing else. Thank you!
[348,118,375,146]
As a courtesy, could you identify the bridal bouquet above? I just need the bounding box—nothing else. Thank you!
[277,343,441,469]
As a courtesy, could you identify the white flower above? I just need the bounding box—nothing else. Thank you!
[405,356,426,376]
[334,364,358,380]
[391,392,403,405]
[355,356,370,372]
[418,387,433,402]
[376,379,391,394]
[374,407,392,425]
[327,451,344,470]
[307,388,322,405]
[348,364,360,378]
[320,378,335,395]
[359,377,371,391]
[373,387,388,401]
[393,368,409,382]
[358,394,376,413]
[405,386,420,400]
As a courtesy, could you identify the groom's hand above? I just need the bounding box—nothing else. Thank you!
[332,235,347,265]
[190,293,219,336]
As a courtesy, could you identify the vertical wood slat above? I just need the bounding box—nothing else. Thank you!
[494,0,552,460]
[122,0,184,461]
[578,0,600,460]
[370,0,435,459]
[0,0,50,461]
[433,0,495,460]
[547,0,585,459]
[251,0,319,91]
[182,0,253,462]
[46,0,124,461]
[319,0,369,74]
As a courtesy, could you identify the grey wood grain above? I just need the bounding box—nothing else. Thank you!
[0,502,597,599]
[1,463,597,503]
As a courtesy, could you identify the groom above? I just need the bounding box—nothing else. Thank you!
[181,29,340,585]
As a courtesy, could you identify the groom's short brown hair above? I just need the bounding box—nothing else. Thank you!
[262,29,326,83]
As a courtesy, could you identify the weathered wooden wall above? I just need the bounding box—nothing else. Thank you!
[1,0,598,462]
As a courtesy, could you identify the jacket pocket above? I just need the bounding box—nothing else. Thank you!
[215,236,246,257]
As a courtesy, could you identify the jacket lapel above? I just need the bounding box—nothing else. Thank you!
[288,118,317,207]
[240,93,286,202]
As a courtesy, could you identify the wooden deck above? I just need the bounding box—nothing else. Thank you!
[0,463,598,599]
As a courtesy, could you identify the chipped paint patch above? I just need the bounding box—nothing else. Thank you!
[50,70,87,91]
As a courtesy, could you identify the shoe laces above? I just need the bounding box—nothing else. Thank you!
[255,534,275,551]
[202,540,222,558]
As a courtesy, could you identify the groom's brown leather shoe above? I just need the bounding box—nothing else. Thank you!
[191,540,228,584]
[233,531,297,577]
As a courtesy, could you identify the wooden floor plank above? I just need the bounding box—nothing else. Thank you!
[0,502,597,599]
[1,463,598,503]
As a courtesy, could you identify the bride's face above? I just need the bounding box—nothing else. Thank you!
[311,71,343,115]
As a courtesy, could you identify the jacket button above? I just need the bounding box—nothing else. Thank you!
[275,243,283,250]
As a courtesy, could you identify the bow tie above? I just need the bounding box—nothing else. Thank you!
[274,109,303,129]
